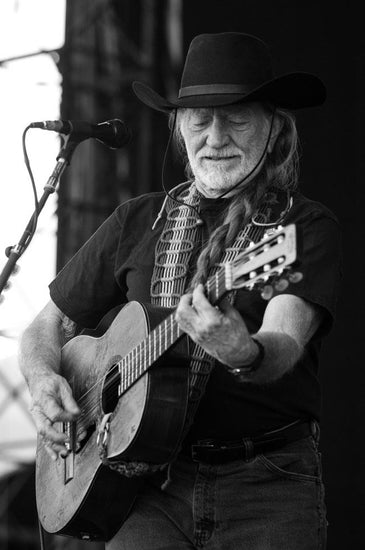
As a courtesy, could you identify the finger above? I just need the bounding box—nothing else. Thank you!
[192,285,223,322]
[178,292,194,310]
[77,428,87,442]
[44,442,58,461]
[218,298,238,320]
[175,293,196,323]
[59,382,80,418]
[44,440,70,461]
[31,407,68,445]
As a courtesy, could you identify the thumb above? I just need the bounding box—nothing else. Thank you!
[218,297,236,315]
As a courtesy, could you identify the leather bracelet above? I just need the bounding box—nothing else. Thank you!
[229,337,265,377]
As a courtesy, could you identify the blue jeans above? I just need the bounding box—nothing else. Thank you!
[107,434,327,549]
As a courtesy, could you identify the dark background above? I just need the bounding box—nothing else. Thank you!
[185,4,365,547]
[139,3,365,544]
[183,3,365,547]
[2,1,364,549]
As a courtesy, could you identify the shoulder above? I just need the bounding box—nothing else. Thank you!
[113,192,166,224]
[287,192,339,226]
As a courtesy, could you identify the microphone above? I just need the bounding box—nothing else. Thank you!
[29,118,131,149]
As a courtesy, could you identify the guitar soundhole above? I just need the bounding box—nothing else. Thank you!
[101,360,120,413]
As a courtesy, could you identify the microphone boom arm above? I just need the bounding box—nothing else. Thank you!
[0,135,79,298]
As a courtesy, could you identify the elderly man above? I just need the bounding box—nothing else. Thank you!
[20,33,341,549]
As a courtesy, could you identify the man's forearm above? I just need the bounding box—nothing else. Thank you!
[18,301,69,390]
[233,331,303,385]
[19,321,62,389]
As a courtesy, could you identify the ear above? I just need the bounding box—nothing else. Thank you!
[268,114,283,153]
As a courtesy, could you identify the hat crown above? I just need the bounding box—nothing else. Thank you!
[132,31,326,111]
[180,32,274,90]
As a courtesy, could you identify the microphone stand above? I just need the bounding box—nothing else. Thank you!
[0,135,80,298]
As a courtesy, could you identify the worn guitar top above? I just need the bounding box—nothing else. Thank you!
[49,189,341,439]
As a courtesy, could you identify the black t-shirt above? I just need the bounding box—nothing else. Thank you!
[49,189,341,438]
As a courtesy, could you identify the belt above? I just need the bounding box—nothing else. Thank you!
[191,420,316,464]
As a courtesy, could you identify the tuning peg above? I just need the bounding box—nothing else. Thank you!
[274,278,289,292]
[261,284,274,300]
[288,271,303,283]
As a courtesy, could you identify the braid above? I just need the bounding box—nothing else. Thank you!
[189,180,265,288]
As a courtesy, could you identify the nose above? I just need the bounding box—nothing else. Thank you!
[205,115,230,148]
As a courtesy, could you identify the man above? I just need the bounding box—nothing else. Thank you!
[20,33,341,549]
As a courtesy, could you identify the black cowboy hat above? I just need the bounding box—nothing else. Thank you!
[133,32,326,112]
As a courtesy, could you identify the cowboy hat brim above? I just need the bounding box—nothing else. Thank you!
[133,72,326,113]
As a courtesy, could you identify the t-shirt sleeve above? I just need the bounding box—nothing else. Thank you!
[49,208,127,328]
[283,207,342,335]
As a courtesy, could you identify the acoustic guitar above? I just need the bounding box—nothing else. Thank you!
[36,224,300,541]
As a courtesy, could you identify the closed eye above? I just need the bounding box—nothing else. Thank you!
[191,120,210,129]
[228,119,249,126]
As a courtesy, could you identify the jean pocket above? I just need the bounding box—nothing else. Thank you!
[256,436,322,483]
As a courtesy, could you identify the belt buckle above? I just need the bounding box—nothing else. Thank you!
[191,439,218,462]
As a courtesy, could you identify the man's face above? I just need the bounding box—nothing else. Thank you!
[179,103,272,198]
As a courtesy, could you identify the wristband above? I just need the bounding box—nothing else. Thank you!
[229,337,265,377]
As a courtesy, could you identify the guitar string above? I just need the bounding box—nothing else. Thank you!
[71,224,281,436]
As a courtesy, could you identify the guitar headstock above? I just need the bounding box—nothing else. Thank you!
[229,224,302,300]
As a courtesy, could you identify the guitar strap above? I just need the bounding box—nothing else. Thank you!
[150,181,275,451]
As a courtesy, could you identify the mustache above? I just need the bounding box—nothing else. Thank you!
[198,150,240,159]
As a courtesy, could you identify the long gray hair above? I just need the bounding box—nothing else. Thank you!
[169,105,300,287]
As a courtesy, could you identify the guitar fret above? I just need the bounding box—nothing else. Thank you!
[125,357,129,391]
[158,325,162,357]
[137,343,141,378]
[206,278,212,301]
[128,352,132,387]
[132,348,136,383]
[118,362,122,395]
[166,318,170,350]
[152,330,155,362]
[121,358,126,393]
[140,342,144,374]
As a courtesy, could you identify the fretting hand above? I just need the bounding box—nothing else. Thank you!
[175,284,259,368]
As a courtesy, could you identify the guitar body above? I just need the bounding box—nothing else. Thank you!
[36,301,190,541]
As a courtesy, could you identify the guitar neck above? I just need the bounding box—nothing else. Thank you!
[118,270,227,394]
